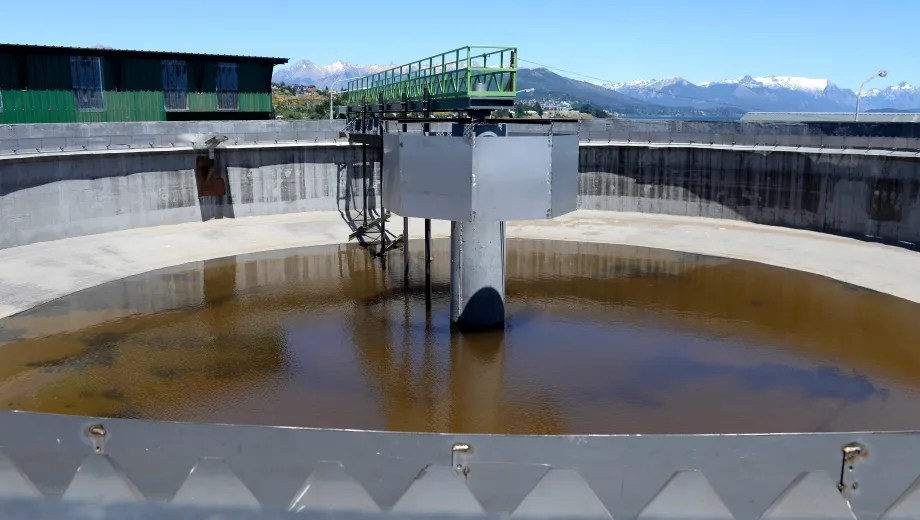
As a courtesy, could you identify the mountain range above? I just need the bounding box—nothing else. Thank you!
[607,76,920,112]
[272,59,394,88]
[272,59,920,115]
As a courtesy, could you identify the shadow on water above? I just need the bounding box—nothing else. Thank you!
[596,355,885,408]
[1,239,920,434]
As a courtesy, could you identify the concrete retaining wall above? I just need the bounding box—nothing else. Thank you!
[1,150,202,248]
[2,120,918,250]
[578,145,920,246]
[578,119,920,145]
[220,145,379,219]
[0,144,380,249]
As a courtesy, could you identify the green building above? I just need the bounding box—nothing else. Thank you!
[0,44,288,123]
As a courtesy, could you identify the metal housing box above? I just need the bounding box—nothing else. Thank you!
[383,132,578,221]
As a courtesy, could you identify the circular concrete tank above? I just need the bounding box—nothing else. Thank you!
[3,121,920,517]
[2,123,920,435]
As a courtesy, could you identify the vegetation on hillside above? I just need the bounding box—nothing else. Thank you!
[510,101,611,119]
[514,102,544,117]
[574,103,609,118]
[271,83,348,120]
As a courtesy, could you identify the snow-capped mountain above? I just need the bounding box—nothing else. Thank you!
[606,75,920,112]
[608,77,695,90]
[701,76,830,92]
[607,77,716,108]
[863,82,920,111]
[272,60,393,88]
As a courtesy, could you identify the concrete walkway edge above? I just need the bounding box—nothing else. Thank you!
[1,209,918,320]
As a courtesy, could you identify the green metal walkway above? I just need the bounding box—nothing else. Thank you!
[345,46,518,113]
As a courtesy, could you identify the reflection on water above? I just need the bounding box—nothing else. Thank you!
[1,239,920,434]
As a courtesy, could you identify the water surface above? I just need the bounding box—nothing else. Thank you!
[1,239,919,434]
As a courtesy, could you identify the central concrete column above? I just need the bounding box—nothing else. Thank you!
[450,219,505,329]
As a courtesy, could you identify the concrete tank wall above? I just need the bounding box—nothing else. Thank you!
[0,120,374,248]
[2,119,919,251]
[1,150,202,248]
[578,145,920,246]
[0,144,380,249]
[220,145,379,219]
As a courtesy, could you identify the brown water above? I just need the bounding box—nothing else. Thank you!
[1,239,920,434]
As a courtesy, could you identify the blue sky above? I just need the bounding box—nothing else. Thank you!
[3,0,916,90]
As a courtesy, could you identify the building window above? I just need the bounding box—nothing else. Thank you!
[70,56,105,111]
[162,60,188,111]
[216,62,238,110]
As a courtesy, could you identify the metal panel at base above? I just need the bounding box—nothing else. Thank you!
[385,134,473,221]
[382,134,402,213]
[382,132,578,222]
[550,134,579,217]
[473,136,552,221]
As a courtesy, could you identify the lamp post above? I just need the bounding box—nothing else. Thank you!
[855,69,888,121]
[328,77,351,120]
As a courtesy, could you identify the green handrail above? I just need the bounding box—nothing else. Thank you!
[345,46,517,107]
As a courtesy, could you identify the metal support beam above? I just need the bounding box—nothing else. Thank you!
[361,101,369,227]
[424,218,432,309]
[378,100,386,262]
[423,115,432,308]
[450,219,505,329]
[403,217,409,283]
[361,143,368,226]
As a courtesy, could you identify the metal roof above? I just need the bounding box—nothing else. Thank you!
[0,43,288,65]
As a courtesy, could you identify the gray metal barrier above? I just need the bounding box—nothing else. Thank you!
[0,411,919,518]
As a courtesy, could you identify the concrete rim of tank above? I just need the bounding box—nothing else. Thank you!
[1,209,919,321]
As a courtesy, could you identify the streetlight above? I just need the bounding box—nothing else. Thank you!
[855,69,887,122]
[328,77,351,120]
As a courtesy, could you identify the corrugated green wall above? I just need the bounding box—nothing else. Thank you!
[0,52,274,123]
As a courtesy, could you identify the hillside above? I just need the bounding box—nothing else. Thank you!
[515,68,647,110]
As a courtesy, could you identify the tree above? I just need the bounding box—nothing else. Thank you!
[514,103,528,118]
[514,102,542,118]
[575,103,608,118]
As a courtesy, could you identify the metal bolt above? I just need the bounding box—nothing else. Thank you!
[87,423,107,453]
[842,442,866,460]
[838,441,868,497]
[451,443,473,478]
